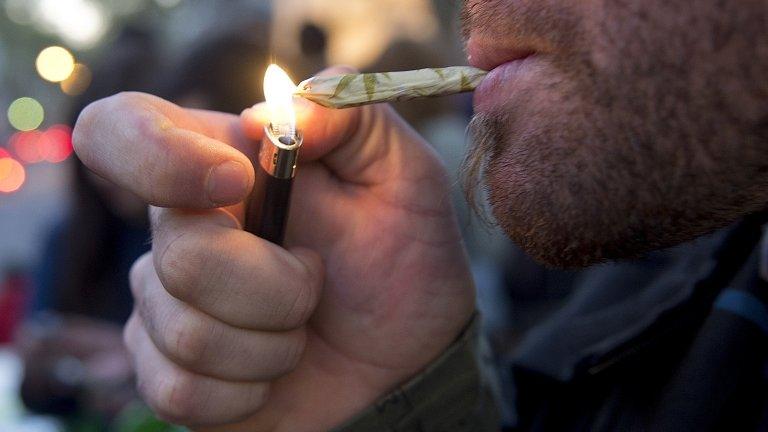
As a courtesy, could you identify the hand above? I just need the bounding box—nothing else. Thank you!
[73,68,475,431]
[18,314,134,416]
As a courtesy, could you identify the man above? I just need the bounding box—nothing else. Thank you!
[72,0,768,430]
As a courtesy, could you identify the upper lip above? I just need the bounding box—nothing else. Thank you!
[466,34,537,71]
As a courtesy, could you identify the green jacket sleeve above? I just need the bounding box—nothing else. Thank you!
[331,315,501,432]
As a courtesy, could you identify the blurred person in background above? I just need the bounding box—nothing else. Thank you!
[32,27,157,325]
[19,13,297,430]
[19,25,159,427]
[163,28,273,113]
[292,22,329,89]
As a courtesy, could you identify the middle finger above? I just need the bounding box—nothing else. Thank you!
[130,254,307,381]
[149,207,323,331]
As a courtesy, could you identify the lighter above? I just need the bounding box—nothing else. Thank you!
[245,65,302,245]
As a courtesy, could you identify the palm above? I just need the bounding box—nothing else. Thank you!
[295,158,474,367]
[221,127,475,431]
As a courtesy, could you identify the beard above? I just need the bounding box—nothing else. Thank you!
[463,0,768,268]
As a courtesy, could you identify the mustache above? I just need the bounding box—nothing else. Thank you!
[459,0,478,42]
[459,0,580,54]
[461,113,502,225]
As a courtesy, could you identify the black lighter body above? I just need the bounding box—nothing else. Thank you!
[245,126,302,245]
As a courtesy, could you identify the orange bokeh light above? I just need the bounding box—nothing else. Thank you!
[0,157,26,193]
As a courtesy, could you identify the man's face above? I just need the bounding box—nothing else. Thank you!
[463,0,768,267]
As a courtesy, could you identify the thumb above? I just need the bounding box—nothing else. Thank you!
[241,66,437,186]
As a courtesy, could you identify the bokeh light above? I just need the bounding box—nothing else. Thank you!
[34,0,109,50]
[0,148,10,159]
[10,130,44,163]
[9,126,74,164]
[4,0,34,25]
[7,97,45,131]
[60,63,92,96]
[40,125,74,163]
[0,157,26,193]
[36,46,76,82]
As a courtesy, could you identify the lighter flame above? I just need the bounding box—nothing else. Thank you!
[264,64,297,137]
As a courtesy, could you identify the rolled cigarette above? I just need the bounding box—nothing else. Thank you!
[295,66,488,109]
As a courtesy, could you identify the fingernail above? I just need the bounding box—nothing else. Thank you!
[207,161,249,205]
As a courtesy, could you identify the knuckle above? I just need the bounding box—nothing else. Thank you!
[111,92,156,119]
[279,271,318,328]
[155,231,197,301]
[156,223,236,306]
[129,253,153,298]
[131,108,166,144]
[165,309,215,367]
[135,372,153,408]
[276,331,306,375]
[122,314,139,355]
[249,383,270,410]
[74,93,144,149]
[151,370,200,424]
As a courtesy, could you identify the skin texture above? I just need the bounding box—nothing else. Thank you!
[464,0,768,267]
[71,1,768,430]
[73,68,475,430]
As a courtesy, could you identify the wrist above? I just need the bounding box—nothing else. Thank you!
[330,313,498,432]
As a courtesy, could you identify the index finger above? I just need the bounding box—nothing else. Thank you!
[73,92,256,208]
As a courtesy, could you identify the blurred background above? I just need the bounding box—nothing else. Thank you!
[0,0,570,430]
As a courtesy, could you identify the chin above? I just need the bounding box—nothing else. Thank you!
[485,168,616,269]
[471,90,629,268]
[482,123,767,270]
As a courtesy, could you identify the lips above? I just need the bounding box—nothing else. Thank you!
[466,34,540,112]
[466,35,535,71]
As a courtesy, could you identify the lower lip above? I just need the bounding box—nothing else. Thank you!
[473,56,538,113]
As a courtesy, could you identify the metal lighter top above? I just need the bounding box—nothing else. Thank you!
[259,125,302,180]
